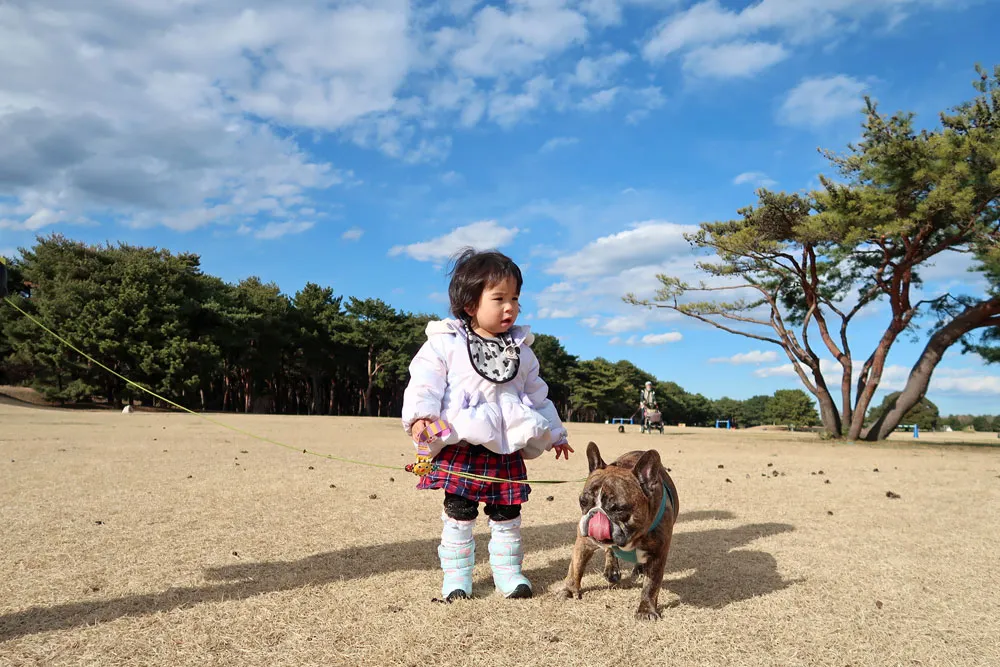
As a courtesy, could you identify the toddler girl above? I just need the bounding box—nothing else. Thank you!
[402,247,573,601]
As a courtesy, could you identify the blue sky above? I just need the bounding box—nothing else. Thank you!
[1,0,998,416]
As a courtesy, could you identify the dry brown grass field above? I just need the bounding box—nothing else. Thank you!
[2,402,999,666]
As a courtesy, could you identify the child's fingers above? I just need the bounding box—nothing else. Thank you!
[554,443,573,459]
[411,419,431,442]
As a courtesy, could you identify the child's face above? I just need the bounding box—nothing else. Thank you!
[466,277,520,336]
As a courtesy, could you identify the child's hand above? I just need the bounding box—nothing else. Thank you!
[411,418,436,443]
[553,442,574,460]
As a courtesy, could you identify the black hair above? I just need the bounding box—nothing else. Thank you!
[447,247,523,322]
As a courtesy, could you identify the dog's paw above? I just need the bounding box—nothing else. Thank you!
[555,582,582,600]
[635,601,661,621]
[634,609,661,621]
[603,563,621,586]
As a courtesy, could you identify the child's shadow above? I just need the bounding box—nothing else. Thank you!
[0,510,796,642]
[527,510,799,609]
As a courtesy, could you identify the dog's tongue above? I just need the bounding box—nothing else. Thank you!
[588,511,611,542]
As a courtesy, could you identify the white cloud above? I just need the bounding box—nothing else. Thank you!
[534,214,762,338]
[577,0,686,28]
[643,0,956,73]
[597,313,657,334]
[710,350,779,364]
[578,0,623,26]
[0,207,77,232]
[915,250,983,285]
[924,368,1000,396]
[754,358,1000,400]
[754,358,848,379]
[569,51,632,88]
[342,227,364,241]
[639,332,684,345]
[567,308,683,335]
[579,87,621,111]
[643,0,737,60]
[546,220,693,280]
[610,331,684,346]
[388,220,519,262]
[733,171,778,188]
[625,86,666,124]
[537,307,580,319]
[441,171,464,186]
[0,1,683,236]
[778,75,868,127]
[446,2,589,78]
[488,76,555,127]
[540,136,580,153]
[682,41,789,78]
[0,2,385,234]
[253,220,315,240]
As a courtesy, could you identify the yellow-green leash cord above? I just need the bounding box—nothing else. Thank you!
[2,295,585,486]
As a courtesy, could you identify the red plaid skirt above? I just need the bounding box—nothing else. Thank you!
[417,443,530,504]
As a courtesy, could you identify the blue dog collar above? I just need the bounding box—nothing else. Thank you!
[611,484,673,563]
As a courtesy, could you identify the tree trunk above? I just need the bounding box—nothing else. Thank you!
[311,374,322,415]
[863,297,1000,441]
[364,344,377,416]
[847,326,904,439]
[813,386,842,436]
[839,360,853,432]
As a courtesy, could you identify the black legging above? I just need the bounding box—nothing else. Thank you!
[443,492,521,522]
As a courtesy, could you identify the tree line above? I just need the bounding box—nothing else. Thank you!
[0,236,819,427]
[0,234,1000,430]
[1,236,996,433]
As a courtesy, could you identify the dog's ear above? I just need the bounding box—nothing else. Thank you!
[586,441,606,473]
[632,449,662,495]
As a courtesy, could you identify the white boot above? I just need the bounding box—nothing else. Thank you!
[488,516,532,599]
[438,512,475,601]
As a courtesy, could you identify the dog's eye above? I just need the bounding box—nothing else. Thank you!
[606,506,630,520]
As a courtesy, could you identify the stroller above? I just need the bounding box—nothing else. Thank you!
[641,406,664,434]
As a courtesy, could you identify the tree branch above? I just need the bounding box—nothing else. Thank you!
[717,311,774,327]
[633,301,784,346]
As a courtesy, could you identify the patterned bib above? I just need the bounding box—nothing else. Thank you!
[465,324,520,384]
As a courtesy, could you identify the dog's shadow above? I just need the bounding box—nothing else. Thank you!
[0,510,797,642]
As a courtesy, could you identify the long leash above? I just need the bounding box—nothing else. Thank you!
[1,295,585,486]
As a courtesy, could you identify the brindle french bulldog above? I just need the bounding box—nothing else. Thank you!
[558,441,678,620]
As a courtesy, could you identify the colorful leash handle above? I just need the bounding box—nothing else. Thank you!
[405,419,453,477]
[417,419,452,446]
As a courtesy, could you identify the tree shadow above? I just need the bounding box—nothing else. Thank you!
[0,512,796,642]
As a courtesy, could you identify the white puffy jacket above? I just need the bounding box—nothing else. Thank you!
[401,319,568,460]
